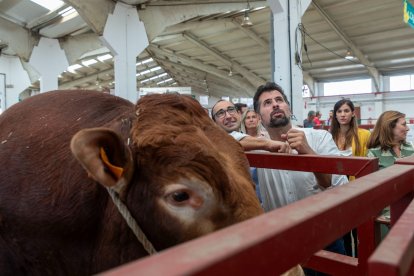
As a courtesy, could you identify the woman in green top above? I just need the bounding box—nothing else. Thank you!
[367,110,414,169]
[367,110,414,239]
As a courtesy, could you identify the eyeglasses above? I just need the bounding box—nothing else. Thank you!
[213,106,237,119]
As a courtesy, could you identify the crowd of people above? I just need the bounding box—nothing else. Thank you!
[303,109,334,128]
[205,81,413,273]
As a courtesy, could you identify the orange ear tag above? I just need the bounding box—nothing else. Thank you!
[100,147,124,179]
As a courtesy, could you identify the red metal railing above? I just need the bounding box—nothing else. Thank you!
[103,154,414,276]
[313,124,375,131]
[367,155,414,276]
[358,124,375,130]
[247,152,379,275]
[368,194,414,275]
[246,152,377,177]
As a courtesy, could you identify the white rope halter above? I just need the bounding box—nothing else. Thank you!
[106,187,157,255]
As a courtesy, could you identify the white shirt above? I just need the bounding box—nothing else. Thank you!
[258,128,348,211]
[229,131,248,141]
[339,148,352,157]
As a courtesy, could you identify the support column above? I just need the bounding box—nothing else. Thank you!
[101,2,149,103]
[374,93,384,119]
[0,55,31,109]
[0,73,5,112]
[382,76,390,92]
[268,0,311,124]
[29,37,68,92]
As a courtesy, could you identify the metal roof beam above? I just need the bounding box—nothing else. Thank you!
[60,61,167,89]
[59,67,113,89]
[26,4,69,30]
[64,0,115,35]
[158,58,240,95]
[230,19,268,49]
[152,33,183,43]
[156,57,245,98]
[149,44,255,96]
[156,57,208,79]
[163,19,227,34]
[60,33,105,64]
[0,17,37,60]
[139,1,267,41]
[303,71,315,96]
[182,32,265,88]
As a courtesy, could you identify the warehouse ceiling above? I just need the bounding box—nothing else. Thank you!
[1,0,414,99]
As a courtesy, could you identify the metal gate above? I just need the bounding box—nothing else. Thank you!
[103,154,414,276]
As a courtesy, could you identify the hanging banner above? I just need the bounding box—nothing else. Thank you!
[404,0,414,29]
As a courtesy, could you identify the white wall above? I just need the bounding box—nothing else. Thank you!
[0,55,31,109]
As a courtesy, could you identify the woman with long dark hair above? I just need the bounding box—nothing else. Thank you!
[331,99,370,159]
[331,99,371,258]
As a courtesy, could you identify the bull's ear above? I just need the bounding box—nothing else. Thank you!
[70,128,133,194]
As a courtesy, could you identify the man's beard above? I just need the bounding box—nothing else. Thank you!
[268,111,290,128]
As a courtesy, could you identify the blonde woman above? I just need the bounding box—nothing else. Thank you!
[240,109,267,138]
[240,109,267,203]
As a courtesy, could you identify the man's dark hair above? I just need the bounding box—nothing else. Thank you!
[234,103,247,113]
[253,82,289,113]
[211,100,224,121]
[307,110,316,117]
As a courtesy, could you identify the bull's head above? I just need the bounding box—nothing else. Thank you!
[70,94,263,251]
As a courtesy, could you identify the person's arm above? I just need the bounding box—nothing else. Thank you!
[239,136,290,153]
[313,172,332,189]
[282,128,332,188]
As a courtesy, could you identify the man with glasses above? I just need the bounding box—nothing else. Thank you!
[211,100,289,153]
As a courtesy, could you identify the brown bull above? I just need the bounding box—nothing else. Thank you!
[0,90,264,275]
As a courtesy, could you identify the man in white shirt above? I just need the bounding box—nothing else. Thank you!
[253,82,348,258]
[252,82,348,209]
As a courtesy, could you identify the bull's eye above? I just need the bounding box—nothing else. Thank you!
[172,191,190,202]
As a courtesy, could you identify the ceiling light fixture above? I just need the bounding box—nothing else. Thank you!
[241,1,253,27]
[345,49,354,59]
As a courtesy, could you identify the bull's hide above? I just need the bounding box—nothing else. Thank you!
[0,90,265,275]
